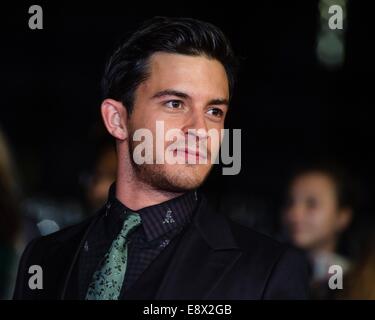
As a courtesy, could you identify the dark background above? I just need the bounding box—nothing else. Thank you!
[0,1,374,229]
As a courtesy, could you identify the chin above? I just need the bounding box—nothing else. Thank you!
[162,165,210,191]
[166,173,204,191]
[135,162,212,193]
[293,238,312,250]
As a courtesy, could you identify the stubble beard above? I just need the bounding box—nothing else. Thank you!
[127,130,213,193]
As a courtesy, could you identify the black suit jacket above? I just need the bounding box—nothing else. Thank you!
[13,195,309,300]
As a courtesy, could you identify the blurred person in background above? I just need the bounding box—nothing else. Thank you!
[282,162,356,299]
[0,128,21,299]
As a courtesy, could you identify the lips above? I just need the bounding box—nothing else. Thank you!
[175,147,207,160]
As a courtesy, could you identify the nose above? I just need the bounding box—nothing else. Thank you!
[183,108,208,135]
[180,109,210,157]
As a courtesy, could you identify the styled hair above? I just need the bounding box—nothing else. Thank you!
[102,16,238,114]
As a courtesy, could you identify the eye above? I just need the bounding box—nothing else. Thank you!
[207,107,224,118]
[164,100,183,109]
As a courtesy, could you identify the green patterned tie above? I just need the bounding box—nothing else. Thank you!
[86,211,141,300]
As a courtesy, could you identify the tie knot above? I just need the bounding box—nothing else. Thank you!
[121,211,141,235]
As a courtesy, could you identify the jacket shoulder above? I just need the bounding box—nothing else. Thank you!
[13,212,102,299]
[21,211,101,264]
[226,219,309,299]
[227,217,307,272]
[228,218,288,254]
[38,213,99,243]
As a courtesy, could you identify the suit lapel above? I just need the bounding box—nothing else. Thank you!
[155,195,242,299]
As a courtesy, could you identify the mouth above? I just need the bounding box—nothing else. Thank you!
[174,148,207,162]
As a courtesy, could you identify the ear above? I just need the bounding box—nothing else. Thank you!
[101,99,129,140]
[336,207,353,232]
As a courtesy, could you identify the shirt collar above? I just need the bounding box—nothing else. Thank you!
[105,183,199,242]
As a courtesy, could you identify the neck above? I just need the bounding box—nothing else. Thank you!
[115,144,183,211]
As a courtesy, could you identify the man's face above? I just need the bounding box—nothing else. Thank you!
[127,52,229,192]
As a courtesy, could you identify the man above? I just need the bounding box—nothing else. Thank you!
[14,16,308,300]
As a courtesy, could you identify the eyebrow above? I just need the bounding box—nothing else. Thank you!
[207,98,229,107]
[152,89,191,100]
[151,89,229,107]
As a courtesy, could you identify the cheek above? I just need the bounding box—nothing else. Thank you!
[207,136,220,158]
[308,207,337,232]
[284,209,299,225]
[128,112,148,137]
[130,101,162,130]
[208,125,224,153]
[130,111,163,140]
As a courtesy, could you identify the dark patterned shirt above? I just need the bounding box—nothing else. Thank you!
[78,183,198,298]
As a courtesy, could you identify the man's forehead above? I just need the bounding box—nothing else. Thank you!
[143,52,229,99]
